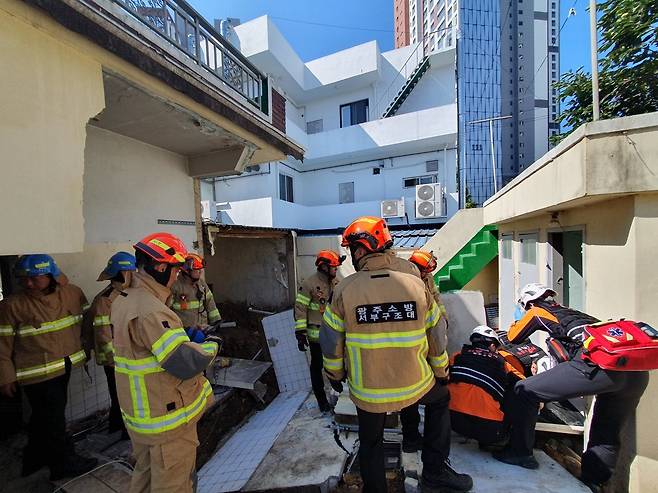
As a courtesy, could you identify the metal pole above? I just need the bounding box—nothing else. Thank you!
[489,119,498,194]
[589,0,600,121]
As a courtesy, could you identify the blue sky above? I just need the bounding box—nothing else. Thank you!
[188,0,592,74]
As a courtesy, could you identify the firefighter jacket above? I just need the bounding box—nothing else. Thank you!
[0,274,88,386]
[170,276,221,328]
[423,274,448,324]
[320,251,448,413]
[448,345,524,422]
[294,270,336,342]
[111,271,218,444]
[508,300,599,359]
[83,278,128,367]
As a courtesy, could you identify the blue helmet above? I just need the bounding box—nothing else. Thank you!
[14,254,61,278]
[98,252,137,281]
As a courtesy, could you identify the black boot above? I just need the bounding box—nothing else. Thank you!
[50,454,98,481]
[402,433,423,453]
[421,460,473,492]
[493,448,539,469]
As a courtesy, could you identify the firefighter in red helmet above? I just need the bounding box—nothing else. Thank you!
[294,249,345,412]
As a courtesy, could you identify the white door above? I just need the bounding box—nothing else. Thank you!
[499,234,515,330]
[519,232,539,294]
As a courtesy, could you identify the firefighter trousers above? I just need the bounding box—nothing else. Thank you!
[103,365,126,435]
[309,341,329,409]
[357,382,451,493]
[508,357,649,485]
[129,423,199,493]
[22,359,72,473]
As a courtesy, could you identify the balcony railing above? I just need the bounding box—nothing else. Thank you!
[112,0,268,113]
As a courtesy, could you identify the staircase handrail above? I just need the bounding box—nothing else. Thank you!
[375,41,425,118]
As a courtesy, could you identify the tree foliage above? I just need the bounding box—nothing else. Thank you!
[553,0,658,142]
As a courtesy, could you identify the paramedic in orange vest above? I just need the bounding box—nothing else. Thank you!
[170,253,221,329]
[495,283,649,493]
[401,250,450,452]
[294,250,344,412]
[0,255,98,479]
[111,233,219,493]
[83,251,136,438]
[321,217,472,493]
[448,326,524,447]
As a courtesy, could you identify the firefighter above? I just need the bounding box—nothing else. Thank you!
[83,251,136,437]
[495,283,649,493]
[0,255,98,479]
[170,253,221,329]
[294,249,345,412]
[402,250,450,452]
[111,233,219,493]
[448,326,524,448]
[320,217,473,493]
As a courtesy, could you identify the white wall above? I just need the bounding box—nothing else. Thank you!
[303,86,375,133]
[213,165,277,203]
[397,64,456,114]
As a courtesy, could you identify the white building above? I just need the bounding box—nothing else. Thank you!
[201,16,458,233]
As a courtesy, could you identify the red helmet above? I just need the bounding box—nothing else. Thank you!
[184,253,206,272]
[134,232,188,265]
[409,250,437,272]
[341,216,393,253]
[315,250,345,267]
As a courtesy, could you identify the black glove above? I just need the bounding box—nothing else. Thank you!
[437,377,449,386]
[329,379,344,393]
[296,332,309,352]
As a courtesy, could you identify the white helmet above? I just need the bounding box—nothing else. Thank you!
[470,325,501,345]
[518,283,556,308]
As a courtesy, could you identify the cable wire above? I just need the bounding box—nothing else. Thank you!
[270,15,392,33]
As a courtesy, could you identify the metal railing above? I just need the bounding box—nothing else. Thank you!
[112,0,268,113]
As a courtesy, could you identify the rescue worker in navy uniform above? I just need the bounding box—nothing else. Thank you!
[111,233,219,493]
[448,326,524,447]
[0,255,97,479]
[321,216,473,493]
[496,283,650,493]
[401,250,450,452]
[83,251,136,437]
[294,250,344,412]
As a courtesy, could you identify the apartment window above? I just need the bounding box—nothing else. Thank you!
[340,99,369,128]
[279,173,294,203]
[403,175,437,188]
[306,119,323,134]
[518,9,523,14]
[339,182,355,204]
[426,160,439,172]
[519,21,523,26]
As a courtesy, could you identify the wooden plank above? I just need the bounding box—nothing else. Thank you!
[535,422,584,436]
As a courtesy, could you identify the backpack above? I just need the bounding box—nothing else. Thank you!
[581,320,658,371]
[498,332,547,377]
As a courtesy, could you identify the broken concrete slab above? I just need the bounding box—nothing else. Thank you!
[262,310,312,393]
[442,291,488,356]
[197,390,308,493]
[401,438,591,492]
[244,395,357,491]
[210,358,272,390]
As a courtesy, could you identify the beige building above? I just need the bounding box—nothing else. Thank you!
[426,112,658,492]
[0,0,302,420]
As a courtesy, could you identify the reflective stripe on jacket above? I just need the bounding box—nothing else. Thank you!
[424,275,448,319]
[170,277,221,327]
[320,251,448,413]
[294,271,335,342]
[111,271,218,445]
[448,345,524,422]
[0,274,88,386]
[83,280,126,367]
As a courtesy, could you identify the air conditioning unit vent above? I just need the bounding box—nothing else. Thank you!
[415,184,445,219]
[381,198,405,218]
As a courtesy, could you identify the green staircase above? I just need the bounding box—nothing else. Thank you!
[382,56,430,118]
[434,225,498,292]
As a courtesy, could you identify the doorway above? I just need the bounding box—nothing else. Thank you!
[548,230,584,311]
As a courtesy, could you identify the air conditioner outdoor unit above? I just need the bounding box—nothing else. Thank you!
[381,198,406,218]
[415,184,445,219]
